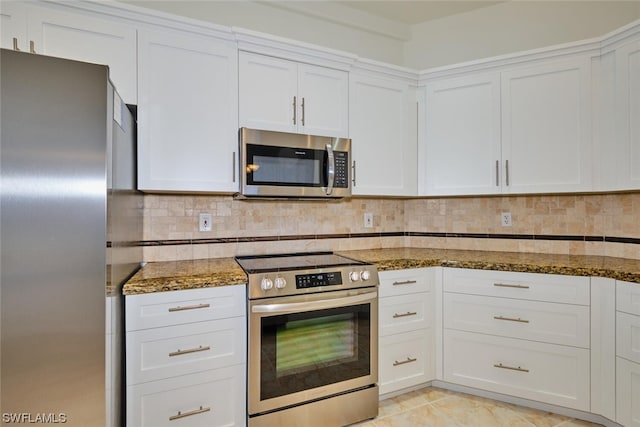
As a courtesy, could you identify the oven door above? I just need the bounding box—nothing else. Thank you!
[248,288,378,416]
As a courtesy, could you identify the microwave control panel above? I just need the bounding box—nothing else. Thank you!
[334,152,348,188]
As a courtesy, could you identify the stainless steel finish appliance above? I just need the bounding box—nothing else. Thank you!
[1,49,142,426]
[236,252,379,427]
[238,128,351,199]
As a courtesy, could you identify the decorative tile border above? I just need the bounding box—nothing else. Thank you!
[135,232,640,247]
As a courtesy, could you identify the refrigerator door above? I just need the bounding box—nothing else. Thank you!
[1,49,108,426]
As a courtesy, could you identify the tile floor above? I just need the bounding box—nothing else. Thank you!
[354,387,601,427]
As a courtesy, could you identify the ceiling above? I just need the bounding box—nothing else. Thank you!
[336,1,504,25]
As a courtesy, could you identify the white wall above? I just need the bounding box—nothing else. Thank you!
[121,0,406,65]
[405,1,640,69]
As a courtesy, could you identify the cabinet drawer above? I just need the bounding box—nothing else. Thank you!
[616,357,640,427]
[127,364,246,427]
[444,330,590,411]
[127,317,246,385]
[379,329,433,395]
[444,293,590,348]
[617,280,640,316]
[443,268,589,305]
[379,293,432,336]
[126,286,246,331]
[379,269,433,298]
[617,311,640,364]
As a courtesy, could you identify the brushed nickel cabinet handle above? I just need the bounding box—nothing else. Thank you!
[29,40,35,54]
[293,96,297,125]
[13,37,20,51]
[496,160,499,187]
[505,159,510,186]
[494,363,529,373]
[169,345,211,357]
[232,151,236,183]
[169,406,211,421]
[352,161,357,187]
[393,357,417,366]
[301,97,305,126]
[494,315,529,323]
[168,303,210,312]
[493,283,529,289]
[392,280,417,286]
[393,311,418,318]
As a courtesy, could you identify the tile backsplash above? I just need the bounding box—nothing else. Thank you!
[142,193,640,261]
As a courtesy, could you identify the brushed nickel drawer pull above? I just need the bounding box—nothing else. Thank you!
[293,96,297,124]
[168,303,210,312]
[169,345,211,357]
[494,363,529,373]
[169,406,211,421]
[29,40,36,54]
[494,315,529,323]
[493,283,530,289]
[13,37,20,51]
[393,311,418,318]
[392,280,417,286]
[393,357,417,366]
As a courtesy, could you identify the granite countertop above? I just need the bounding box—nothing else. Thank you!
[123,257,247,295]
[122,248,640,295]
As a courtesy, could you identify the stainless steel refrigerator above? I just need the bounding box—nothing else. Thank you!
[1,49,143,426]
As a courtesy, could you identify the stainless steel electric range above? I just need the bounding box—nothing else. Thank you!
[235,252,380,427]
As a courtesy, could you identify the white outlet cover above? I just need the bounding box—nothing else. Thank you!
[199,213,212,232]
[501,212,512,227]
[364,213,373,228]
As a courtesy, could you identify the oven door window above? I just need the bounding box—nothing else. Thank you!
[260,304,371,400]
[246,144,326,187]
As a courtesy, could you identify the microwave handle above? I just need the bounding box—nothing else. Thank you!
[325,144,335,195]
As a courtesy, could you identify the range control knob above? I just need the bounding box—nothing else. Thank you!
[361,270,371,281]
[261,277,273,291]
[349,271,361,282]
[275,277,287,289]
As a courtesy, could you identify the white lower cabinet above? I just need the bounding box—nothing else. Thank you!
[444,330,590,411]
[378,268,435,395]
[126,286,246,427]
[127,364,245,427]
[443,268,591,411]
[617,280,640,426]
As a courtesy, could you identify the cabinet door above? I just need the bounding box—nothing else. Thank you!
[26,5,137,103]
[422,73,501,195]
[239,52,298,134]
[298,64,348,137]
[617,357,640,427]
[138,29,238,192]
[615,39,640,190]
[0,1,27,51]
[501,58,592,193]
[350,74,417,196]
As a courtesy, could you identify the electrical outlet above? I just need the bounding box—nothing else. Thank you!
[364,213,373,228]
[501,212,512,227]
[199,213,212,232]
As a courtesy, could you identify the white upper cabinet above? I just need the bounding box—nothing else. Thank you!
[421,56,593,196]
[350,72,418,196]
[239,51,348,138]
[137,28,238,193]
[1,2,27,51]
[501,58,592,194]
[1,1,137,104]
[615,39,640,190]
[422,73,501,195]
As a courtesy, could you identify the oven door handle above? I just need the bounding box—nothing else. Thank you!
[252,291,377,314]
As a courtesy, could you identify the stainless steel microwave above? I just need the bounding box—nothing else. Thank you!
[238,128,351,199]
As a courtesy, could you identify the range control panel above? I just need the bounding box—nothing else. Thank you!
[296,272,342,289]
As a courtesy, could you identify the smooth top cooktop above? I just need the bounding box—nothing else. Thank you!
[235,251,368,274]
